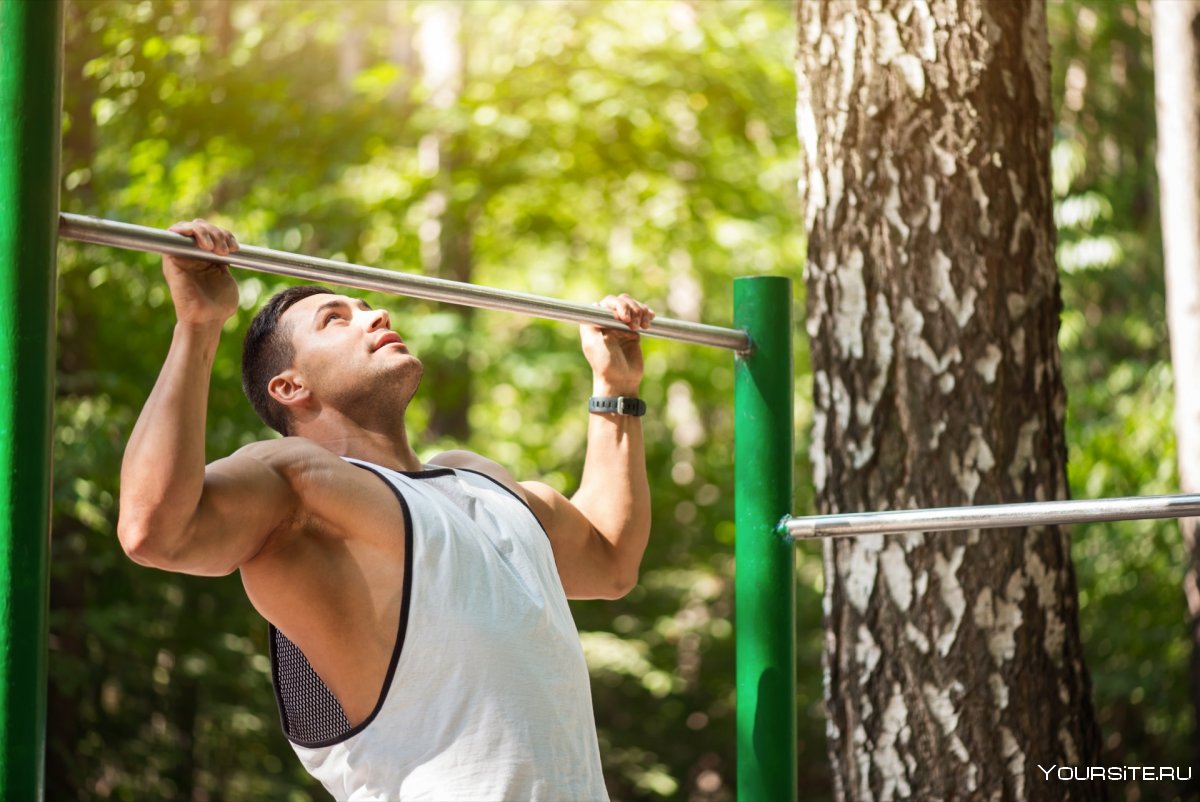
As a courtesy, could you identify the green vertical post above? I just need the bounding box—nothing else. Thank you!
[0,1,63,800]
[734,276,795,802]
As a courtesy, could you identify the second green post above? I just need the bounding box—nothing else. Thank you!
[734,276,795,802]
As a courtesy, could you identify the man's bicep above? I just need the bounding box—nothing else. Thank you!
[173,448,298,576]
[521,481,625,600]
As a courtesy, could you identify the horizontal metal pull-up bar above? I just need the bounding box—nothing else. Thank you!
[783,493,1200,540]
[59,213,752,352]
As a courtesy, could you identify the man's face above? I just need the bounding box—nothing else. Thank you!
[278,293,424,415]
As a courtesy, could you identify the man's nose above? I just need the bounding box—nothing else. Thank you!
[365,307,391,331]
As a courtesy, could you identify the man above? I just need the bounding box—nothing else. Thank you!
[117,218,654,801]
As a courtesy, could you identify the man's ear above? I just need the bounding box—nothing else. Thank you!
[268,369,309,409]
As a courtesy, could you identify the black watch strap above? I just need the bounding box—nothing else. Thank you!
[589,396,646,417]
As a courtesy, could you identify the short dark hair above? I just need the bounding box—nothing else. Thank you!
[241,285,334,435]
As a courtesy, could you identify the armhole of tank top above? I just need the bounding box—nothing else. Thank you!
[455,467,552,541]
[267,462,416,749]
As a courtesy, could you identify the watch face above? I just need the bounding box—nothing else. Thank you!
[618,398,644,416]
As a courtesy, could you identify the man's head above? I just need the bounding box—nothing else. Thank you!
[242,285,333,434]
[241,285,422,435]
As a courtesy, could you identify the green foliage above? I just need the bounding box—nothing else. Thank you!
[55,1,801,800]
[52,1,1190,800]
[1050,2,1192,797]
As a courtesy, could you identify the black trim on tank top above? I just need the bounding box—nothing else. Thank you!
[398,467,456,479]
[268,462,416,749]
[455,467,552,541]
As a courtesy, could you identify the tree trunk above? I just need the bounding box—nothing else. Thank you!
[796,1,1105,798]
[338,4,365,88]
[415,3,473,441]
[205,0,232,56]
[1153,0,1200,777]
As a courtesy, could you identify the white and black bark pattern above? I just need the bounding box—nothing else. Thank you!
[796,1,1105,799]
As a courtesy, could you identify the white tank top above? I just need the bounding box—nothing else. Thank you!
[268,459,609,801]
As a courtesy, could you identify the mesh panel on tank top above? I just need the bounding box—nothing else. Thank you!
[271,626,352,743]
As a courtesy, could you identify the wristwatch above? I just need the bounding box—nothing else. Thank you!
[589,396,646,417]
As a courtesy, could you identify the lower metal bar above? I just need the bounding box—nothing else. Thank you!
[784,494,1200,540]
[58,213,752,352]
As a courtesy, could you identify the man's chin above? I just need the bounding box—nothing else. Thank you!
[365,356,423,403]
[385,351,422,373]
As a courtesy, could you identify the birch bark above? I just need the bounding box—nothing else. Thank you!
[1152,0,1200,771]
[796,1,1105,798]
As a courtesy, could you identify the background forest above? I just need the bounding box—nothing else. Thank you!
[52,1,1184,800]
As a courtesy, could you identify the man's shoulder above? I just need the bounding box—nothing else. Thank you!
[427,448,493,471]
[230,435,332,459]
[219,436,349,480]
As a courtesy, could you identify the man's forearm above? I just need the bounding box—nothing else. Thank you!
[118,321,222,547]
[569,379,651,574]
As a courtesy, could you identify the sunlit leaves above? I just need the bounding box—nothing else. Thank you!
[53,0,1187,798]
[1050,0,1188,788]
[56,1,800,799]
